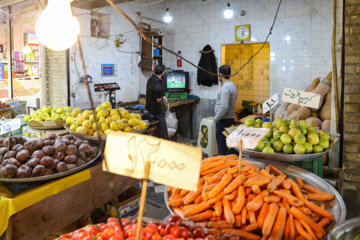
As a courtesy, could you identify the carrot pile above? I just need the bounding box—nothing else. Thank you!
[167,155,335,240]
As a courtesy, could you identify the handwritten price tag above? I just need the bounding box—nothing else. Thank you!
[263,93,279,114]
[282,87,321,109]
[103,131,202,191]
[0,118,21,135]
[226,126,270,150]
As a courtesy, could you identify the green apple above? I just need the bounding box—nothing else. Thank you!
[264,129,273,138]
[280,134,292,145]
[294,133,306,145]
[262,146,275,154]
[56,108,64,114]
[320,132,331,141]
[42,105,52,113]
[307,133,320,145]
[289,120,297,128]
[288,128,302,140]
[255,124,261,128]
[41,113,50,120]
[262,137,269,142]
[273,141,284,152]
[262,122,272,129]
[304,142,313,153]
[273,130,283,140]
[313,145,324,153]
[319,139,330,149]
[283,144,294,154]
[279,126,289,133]
[264,141,272,148]
[63,106,72,112]
[294,144,306,154]
[298,120,308,129]
[275,120,287,129]
[255,141,265,151]
[270,138,276,144]
[23,115,31,122]
[302,128,308,135]
[255,119,263,125]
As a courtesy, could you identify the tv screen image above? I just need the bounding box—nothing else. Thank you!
[167,73,186,89]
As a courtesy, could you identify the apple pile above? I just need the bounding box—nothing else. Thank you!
[244,118,331,154]
[23,105,73,122]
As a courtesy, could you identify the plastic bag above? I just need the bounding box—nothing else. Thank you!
[165,104,178,130]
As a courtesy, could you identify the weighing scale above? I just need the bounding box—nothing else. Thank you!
[94,83,120,108]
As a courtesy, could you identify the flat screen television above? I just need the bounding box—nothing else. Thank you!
[163,70,189,93]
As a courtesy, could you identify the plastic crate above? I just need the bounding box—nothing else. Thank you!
[286,157,323,177]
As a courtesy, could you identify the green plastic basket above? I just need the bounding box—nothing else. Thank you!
[286,157,323,177]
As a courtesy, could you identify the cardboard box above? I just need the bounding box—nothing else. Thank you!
[0,109,12,119]
[23,126,68,139]
[108,187,142,219]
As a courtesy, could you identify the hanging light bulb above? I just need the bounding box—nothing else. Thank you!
[23,43,32,54]
[35,0,80,51]
[163,8,173,24]
[224,2,234,19]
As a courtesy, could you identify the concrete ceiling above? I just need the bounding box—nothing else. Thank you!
[71,0,135,10]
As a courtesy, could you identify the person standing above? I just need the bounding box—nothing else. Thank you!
[214,65,237,155]
[145,65,169,139]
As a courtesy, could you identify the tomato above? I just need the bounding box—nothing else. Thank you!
[181,223,193,232]
[158,224,167,236]
[168,216,182,225]
[192,228,205,238]
[72,229,91,240]
[179,226,192,239]
[113,226,123,235]
[144,230,158,240]
[109,234,124,240]
[121,218,131,227]
[107,218,120,229]
[59,234,72,240]
[89,225,100,236]
[144,224,158,234]
[205,236,216,240]
[151,232,162,240]
[101,228,115,240]
[162,234,176,240]
[107,217,119,224]
[194,238,205,240]
[165,223,175,235]
[169,225,181,238]
[98,223,110,232]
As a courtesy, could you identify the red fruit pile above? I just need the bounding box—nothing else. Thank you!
[58,216,223,240]
[0,101,11,109]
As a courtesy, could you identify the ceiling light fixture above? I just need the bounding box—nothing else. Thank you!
[163,8,173,24]
[224,2,234,19]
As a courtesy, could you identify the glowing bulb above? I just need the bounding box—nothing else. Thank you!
[35,0,80,51]
[224,3,234,19]
[23,43,32,54]
[163,8,173,23]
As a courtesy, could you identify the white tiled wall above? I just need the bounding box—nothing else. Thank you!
[162,0,333,100]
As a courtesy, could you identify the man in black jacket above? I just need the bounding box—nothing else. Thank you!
[146,65,169,139]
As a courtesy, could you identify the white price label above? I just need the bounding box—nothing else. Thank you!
[282,87,321,109]
[0,118,21,135]
[226,126,271,150]
[263,93,279,114]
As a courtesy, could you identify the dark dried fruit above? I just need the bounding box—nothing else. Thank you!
[65,145,77,155]
[16,165,32,178]
[4,137,16,149]
[45,168,54,175]
[66,164,76,170]
[1,164,17,178]
[0,155,3,165]
[0,147,8,156]
[32,165,45,177]
[35,140,45,150]
[44,139,55,146]
[14,136,26,145]
[70,140,75,144]
[64,155,77,164]
[32,150,44,159]
[12,144,25,152]
[47,133,57,140]
[79,144,91,154]
[77,151,86,160]
[53,151,65,160]
[4,150,17,159]
[83,140,90,145]
[26,158,40,168]
[40,156,54,167]
[75,158,85,167]
[42,146,55,156]
[54,142,66,152]
[16,149,30,162]
[56,162,67,172]
[51,159,60,169]
[8,158,21,167]
[84,157,93,163]
[62,138,70,145]
[74,140,83,147]
[24,140,37,153]
[1,159,8,166]
[0,137,5,146]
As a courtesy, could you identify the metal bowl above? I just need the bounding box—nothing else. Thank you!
[0,150,101,183]
[328,217,360,240]
[165,158,346,234]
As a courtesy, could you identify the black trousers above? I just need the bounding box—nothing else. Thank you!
[216,118,235,155]
[155,113,169,140]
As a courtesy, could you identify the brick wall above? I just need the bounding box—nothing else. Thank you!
[342,0,360,203]
[44,49,68,107]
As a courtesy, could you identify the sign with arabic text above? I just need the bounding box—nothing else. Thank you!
[282,87,321,109]
[103,131,202,191]
[0,118,21,135]
[263,93,279,114]
[226,126,270,150]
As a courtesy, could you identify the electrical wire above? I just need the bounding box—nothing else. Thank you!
[106,0,283,78]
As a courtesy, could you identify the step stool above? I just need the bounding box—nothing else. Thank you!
[197,117,218,157]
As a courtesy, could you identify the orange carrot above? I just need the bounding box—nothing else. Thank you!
[295,237,307,240]
[261,169,275,179]
[297,177,304,188]
[184,186,204,204]
[248,193,257,202]
[291,182,304,200]
[208,191,227,205]
[235,215,242,227]
[318,218,331,228]
[282,179,291,189]
[172,188,181,195]
[267,178,284,192]
[224,175,246,193]
[206,175,223,184]
[284,216,291,240]
[289,214,295,240]
[288,199,304,208]
[290,207,326,239]
[241,205,247,225]
[245,222,258,232]
[257,202,270,229]
[180,189,190,197]
[278,203,284,208]
[269,164,286,177]
[294,219,312,240]
[303,185,323,194]
[233,186,245,214]
[311,214,320,223]
[201,160,225,172]
[194,195,203,204]
[214,200,222,217]
[183,203,198,211]
[262,203,279,237]
[167,187,173,192]
[299,219,317,240]
[283,199,291,215]
[221,229,261,240]
[201,163,230,175]
[252,185,261,194]
[246,173,263,179]
[320,203,325,209]
[249,210,256,223]
[224,189,237,200]
[299,207,312,216]
[274,190,300,202]
[306,193,334,201]
[184,201,211,217]
[208,220,234,229]
[246,176,271,187]
[202,155,236,164]
[173,208,185,219]
[187,209,214,222]
[247,190,269,211]
[245,188,252,195]
[208,173,233,198]
[264,195,281,203]
[227,160,242,166]
[223,198,235,224]
[168,198,183,207]
[227,166,239,174]
[269,207,287,240]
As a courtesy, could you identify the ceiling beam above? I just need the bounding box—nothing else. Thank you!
[71,0,135,10]
[0,0,28,9]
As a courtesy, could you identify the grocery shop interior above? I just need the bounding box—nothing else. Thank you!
[0,0,359,239]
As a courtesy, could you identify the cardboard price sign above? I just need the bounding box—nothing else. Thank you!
[263,93,279,114]
[0,118,21,135]
[226,126,270,150]
[103,131,202,191]
[282,87,321,109]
